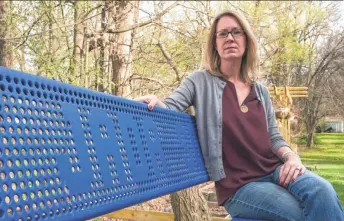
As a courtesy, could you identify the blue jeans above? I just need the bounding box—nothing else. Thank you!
[224,165,344,221]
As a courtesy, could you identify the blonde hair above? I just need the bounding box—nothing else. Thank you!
[203,10,259,84]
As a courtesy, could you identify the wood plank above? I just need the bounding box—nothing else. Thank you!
[270,94,308,98]
[102,208,230,221]
[283,87,308,91]
[268,87,308,91]
[290,95,308,98]
[269,91,308,95]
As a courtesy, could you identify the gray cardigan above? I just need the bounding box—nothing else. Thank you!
[163,70,289,181]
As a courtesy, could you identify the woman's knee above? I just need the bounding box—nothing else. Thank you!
[302,171,337,199]
[316,178,337,198]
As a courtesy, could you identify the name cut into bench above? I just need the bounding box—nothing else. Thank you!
[0,67,209,221]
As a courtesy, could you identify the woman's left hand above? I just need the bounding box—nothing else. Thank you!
[279,154,306,188]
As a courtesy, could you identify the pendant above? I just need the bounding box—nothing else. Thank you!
[240,104,248,113]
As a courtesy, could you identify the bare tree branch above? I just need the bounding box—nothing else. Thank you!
[0,10,102,41]
[130,76,165,86]
[156,42,181,82]
[87,1,179,36]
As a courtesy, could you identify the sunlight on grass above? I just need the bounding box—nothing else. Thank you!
[300,133,344,206]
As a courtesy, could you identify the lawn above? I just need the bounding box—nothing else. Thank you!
[299,133,344,206]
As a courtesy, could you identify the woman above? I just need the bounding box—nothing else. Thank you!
[135,10,344,221]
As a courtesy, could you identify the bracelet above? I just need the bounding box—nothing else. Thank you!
[281,150,299,162]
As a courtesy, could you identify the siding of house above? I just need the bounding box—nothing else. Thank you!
[324,118,344,132]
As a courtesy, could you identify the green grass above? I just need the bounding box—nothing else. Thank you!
[300,133,344,206]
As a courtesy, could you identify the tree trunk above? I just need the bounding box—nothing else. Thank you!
[170,186,211,221]
[110,0,139,97]
[98,1,109,92]
[170,105,211,221]
[83,12,89,88]
[0,1,12,67]
[72,0,85,86]
[305,105,316,148]
[306,130,314,148]
[18,45,26,71]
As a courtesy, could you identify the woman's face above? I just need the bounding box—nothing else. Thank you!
[215,16,247,61]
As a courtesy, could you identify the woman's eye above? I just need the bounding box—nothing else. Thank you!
[219,31,228,37]
[233,30,241,35]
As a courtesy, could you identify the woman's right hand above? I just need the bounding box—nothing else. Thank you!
[134,94,167,111]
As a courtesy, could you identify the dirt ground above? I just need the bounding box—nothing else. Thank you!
[90,181,228,221]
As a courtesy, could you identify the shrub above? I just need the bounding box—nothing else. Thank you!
[297,134,320,145]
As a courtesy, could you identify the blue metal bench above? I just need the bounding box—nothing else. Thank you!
[0,67,263,221]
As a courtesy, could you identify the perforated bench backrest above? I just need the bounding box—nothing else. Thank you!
[0,67,209,221]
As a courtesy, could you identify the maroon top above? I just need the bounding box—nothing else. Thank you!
[215,81,282,206]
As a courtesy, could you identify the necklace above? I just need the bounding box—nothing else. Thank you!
[240,104,248,113]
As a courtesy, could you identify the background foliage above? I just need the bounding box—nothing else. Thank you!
[1,1,344,148]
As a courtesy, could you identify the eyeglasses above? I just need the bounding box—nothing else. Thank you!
[216,29,245,39]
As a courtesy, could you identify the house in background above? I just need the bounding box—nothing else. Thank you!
[323,116,344,132]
